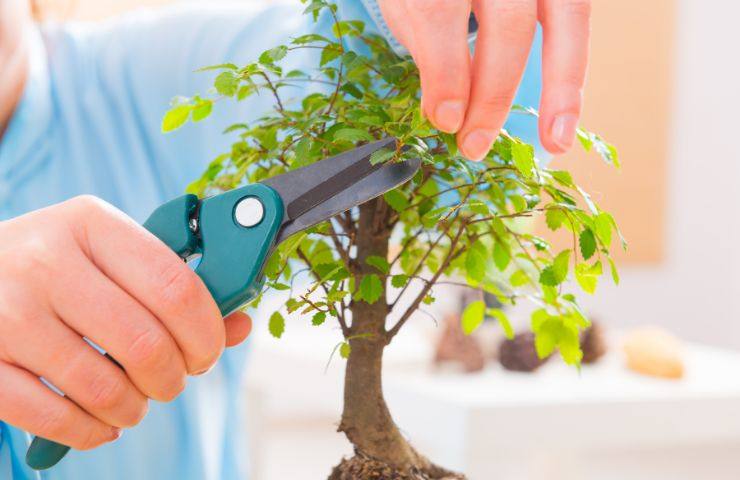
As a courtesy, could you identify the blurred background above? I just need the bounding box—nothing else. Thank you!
[38,0,740,478]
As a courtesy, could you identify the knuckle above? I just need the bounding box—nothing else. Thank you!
[36,403,74,442]
[408,0,464,17]
[85,371,127,412]
[476,92,516,117]
[157,262,203,317]
[493,1,537,38]
[126,328,172,371]
[560,0,591,19]
[63,195,107,218]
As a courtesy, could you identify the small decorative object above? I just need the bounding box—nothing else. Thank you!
[498,332,550,372]
[580,321,608,364]
[434,314,486,373]
[623,326,685,379]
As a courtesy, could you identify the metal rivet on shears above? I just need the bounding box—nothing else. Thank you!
[234,197,264,228]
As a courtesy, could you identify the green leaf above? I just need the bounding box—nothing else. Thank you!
[312,311,327,326]
[575,261,602,294]
[391,274,408,288]
[358,274,383,304]
[366,255,390,274]
[383,189,408,212]
[539,250,571,286]
[195,63,238,72]
[369,148,395,165]
[510,270,529,287]
[493,241,510,271]
[259,45,288,64]
[191,100,213,122]
[269,311,285,338]
[550,170,575,187]
[511,141,535,178]
[161,105,192,133]
[340,82,364,99]
[465,240,488,282]
[579,229,597,260]
[608,258,620,285]
[214,71,239,96]
[461,300,486,335]
[339,342,351,359]
[333,128,374,143]
[488,309,514,339]
[545,209,566,231]
[593,213,613,247]
[320,46,342,66]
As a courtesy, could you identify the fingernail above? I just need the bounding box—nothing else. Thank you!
[194,365,214,376]
[461,129,496,161]
[550,113,578,151]
[434,100,465,133]
[110,428,123,441]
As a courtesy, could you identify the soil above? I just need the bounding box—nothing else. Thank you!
[328,453,466,480]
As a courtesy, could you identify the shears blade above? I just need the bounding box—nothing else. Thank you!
[261,137,420,245]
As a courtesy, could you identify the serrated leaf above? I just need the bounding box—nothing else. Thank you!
[593,213,613,247]
[312,311,327,326]
[366,255,390,274]
[539,250,571,286]
[161,104,191,132]
[575,261,602,294]
[579,229,596,260]
[214,71,239,96]
[320,45,342,66]
[383,189,408,212]
[333,128,373,143]
[391,274,408,288]
[465,240,487,282]
[545,209,566,231]
[358,274,383,304]
[259,45,287,64]
[369,148,395,165]
[461,300,485,335]
[511,141,535,178]
[269,311,285,338]
[493,241,510,271]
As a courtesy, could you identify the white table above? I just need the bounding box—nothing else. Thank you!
[384,344,740,480]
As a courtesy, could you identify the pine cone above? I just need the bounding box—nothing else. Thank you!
[498,332,549,372]
[580,321,608,364]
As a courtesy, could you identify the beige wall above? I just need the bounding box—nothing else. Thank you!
[544,0,674,265]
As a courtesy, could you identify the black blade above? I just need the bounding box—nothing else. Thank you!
[262,137,397,222]
[271,157,421,245]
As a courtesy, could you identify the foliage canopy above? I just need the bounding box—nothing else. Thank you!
[163,0,622,366]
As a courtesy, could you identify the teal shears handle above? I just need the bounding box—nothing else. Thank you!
[26,183,284,470]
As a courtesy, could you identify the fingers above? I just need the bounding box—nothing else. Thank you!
[458,0,538,161]
[62,196,225,375]
[380,0,472,132]
[538,0,591,153]
[0,360,120,451]
[0,305,148,430]
[224,312,252,347]
[48,250,188,402]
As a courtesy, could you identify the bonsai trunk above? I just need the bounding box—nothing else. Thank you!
[330,200,463,480]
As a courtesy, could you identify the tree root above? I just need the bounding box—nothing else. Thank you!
[328,450,466,480]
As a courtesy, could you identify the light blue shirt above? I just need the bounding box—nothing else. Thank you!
[0,2,541,479]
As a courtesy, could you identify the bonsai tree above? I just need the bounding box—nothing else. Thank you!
[163,1,622,478]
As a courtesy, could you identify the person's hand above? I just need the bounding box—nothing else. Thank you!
[0,196,251,450]
[378,0,590,160]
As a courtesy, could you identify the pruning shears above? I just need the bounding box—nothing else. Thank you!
[26,137,421,470]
